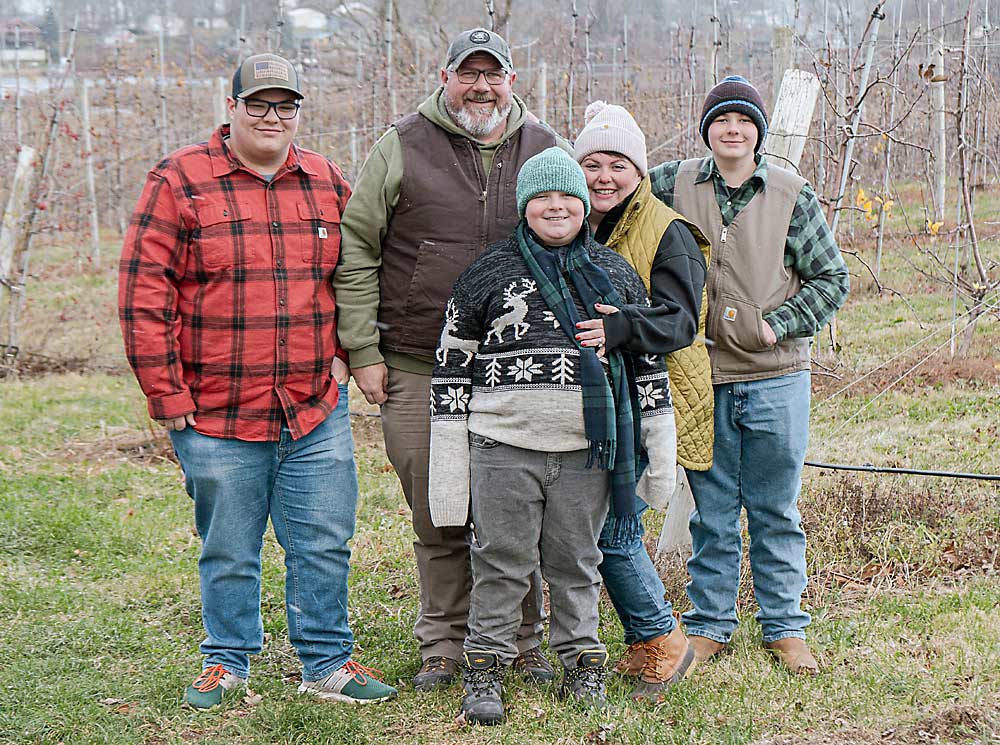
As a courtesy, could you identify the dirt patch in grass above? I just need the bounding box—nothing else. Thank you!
[65,426,178,466]
[350,410,386,452]
[756,699,1000,744]
[0,349,124,379]
[812,354,1000,400]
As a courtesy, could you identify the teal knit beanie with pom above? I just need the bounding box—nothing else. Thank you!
[516,147,591,219]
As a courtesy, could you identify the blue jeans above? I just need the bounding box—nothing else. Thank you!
[683,371,811,644]
[169,385,358,681]
[598,498,677,644]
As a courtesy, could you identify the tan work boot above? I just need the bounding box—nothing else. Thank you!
[630,624,697,703]
[688,635,727,663]
[764,638,819,675]
[613,642,646,677]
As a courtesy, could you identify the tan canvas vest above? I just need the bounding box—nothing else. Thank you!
[377,114,556,357]
[673,158,810,383]
[603,176,714,471]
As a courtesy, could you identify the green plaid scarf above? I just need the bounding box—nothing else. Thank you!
[515,222,642,545]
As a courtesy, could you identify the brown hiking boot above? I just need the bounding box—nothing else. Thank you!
[512,645,555,683]
[412,655,459,691]
[630,624,697,703]
[764,638,819,675]
[614,642,646,677]
[689,635,727,663]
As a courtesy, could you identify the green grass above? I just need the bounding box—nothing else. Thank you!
[1,219,998,744]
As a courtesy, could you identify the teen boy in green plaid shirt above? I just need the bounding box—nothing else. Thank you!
[648,76,849,674]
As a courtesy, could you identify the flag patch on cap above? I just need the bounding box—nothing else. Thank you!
[254,60,289,81]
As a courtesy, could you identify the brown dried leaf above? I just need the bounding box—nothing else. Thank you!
[243,689,262,707]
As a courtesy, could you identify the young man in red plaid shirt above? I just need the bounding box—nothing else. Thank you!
[119,53,396,709]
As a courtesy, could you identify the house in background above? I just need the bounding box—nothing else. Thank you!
[0,19,47,67]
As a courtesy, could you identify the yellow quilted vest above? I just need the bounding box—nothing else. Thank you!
[603,176,715,471]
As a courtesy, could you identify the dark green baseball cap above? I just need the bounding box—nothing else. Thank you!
[232,53,303,99]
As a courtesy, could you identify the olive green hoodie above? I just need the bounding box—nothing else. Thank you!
[334,88,569,374]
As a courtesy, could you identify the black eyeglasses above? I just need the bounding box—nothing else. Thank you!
[237,97,301,120]
[453,68,508,85]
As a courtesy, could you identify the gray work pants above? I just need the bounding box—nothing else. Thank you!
[465,435,609,668]
[380,367,544,661]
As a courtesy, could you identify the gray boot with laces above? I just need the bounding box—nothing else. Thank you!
[559,649,608,708]
[460,650,505,725]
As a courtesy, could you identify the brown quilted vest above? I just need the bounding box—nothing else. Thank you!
[377,114,556,357]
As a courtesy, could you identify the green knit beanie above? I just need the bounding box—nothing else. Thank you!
[516,146,591,219]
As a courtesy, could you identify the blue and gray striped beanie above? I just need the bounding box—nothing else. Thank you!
[699,75,768,153]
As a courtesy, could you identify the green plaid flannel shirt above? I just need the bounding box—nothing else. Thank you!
[648,156,849,341]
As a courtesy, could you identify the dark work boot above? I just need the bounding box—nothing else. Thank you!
[559,649,608,708]
[460,651,505,725]
[512,645,556,683]
[412,656,458,692]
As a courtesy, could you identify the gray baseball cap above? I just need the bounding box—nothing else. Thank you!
[445,28,513,72]
[232,53,303,99]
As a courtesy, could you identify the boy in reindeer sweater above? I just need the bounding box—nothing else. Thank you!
[428,147,677,725]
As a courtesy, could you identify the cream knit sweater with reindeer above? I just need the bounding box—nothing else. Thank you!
[428,235,677,528]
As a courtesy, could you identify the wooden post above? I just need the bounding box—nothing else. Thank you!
[622,14,630,105]
[876,7,903,279]
[14,25,22,145]
[538,60,548,126]
[384,0,398,121]
[710,0,720,84]
[157,17,168,155]
[658,69,822,557]
[771,26,794,110]
[567,0,579,133]
[79,81,101,267]
[0,147,39,297]
[764,69,821,172]
[213,77,229,128]
[929,7,947,223]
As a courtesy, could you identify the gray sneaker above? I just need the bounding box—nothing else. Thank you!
[559,649,608,708]
[460,650,505,725]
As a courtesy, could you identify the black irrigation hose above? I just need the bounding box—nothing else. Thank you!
[804,461,1000,482]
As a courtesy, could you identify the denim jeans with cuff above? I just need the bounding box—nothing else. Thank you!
[169,384,358,681]
[683,370,812,644]
[683,370,811,643]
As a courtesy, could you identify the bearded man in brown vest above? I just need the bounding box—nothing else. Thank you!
[334,28,567,690]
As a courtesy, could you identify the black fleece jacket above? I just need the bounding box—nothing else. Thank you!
[594,190,707,356]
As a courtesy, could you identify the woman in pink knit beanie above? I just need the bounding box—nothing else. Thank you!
[572,100,713,702]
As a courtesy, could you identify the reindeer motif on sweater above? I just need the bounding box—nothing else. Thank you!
[484,279,537,345]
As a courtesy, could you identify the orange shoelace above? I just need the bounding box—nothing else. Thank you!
[341,659,385,686]
[192,664,230,692]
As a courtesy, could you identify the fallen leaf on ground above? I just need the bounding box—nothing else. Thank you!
[243,689,262,706]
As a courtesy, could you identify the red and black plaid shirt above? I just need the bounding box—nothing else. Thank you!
[119,125,351,441]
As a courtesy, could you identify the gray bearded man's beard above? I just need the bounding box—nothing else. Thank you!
[445,96,513,139]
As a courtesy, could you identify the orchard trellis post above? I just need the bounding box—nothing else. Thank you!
[929,3,947,224]
[78,81,100,267]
